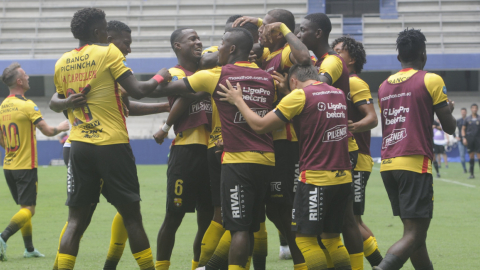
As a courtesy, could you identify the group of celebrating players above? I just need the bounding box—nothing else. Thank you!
[0,6,457,270]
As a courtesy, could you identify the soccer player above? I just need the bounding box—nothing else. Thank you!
[149,28,213,270]
[51,8,171,270]
[217,64,353,270]
[0,63,69,261]
[456,108,468,173]
[432,120,447,177]
[331,36,383,267]
[462,103,480,179]
[233,10,312,270]
[375,28,456,270]
[154,27,277,270]
[297,13,364,269]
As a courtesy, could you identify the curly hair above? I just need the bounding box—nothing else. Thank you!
[331,36,367,74]
[107,20,131,34]
[70,8,106,40]
[396,28,426,63]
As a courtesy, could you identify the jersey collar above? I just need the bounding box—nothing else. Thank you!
[7,94,26,100]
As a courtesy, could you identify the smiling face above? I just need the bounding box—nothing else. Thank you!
[108,30,132,57]
[175,29,203,61]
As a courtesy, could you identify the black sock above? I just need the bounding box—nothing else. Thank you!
[416,261,434,270]
[433,161,439,174]
[470,159,475,175]
[366,249,384,267]
[279,232,288,246]
[206,254,228,270]
[378,253,406,270]
[103,260,119,270]
[1,223,21,243]
[253,255,266,270]
[23,235,34,252]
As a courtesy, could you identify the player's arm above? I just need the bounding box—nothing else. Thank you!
[263,22,311,66]
[128,101,170,116]
[436,102,456,135]
[218,80,285,134]
[199,51,219,70]
[49,92,87,113]
[0,131,4,149]
[318,55,343,85]
[348,79,377,133]
[117,68,172,100]
[36,119,70,137]
[426,73,456,135]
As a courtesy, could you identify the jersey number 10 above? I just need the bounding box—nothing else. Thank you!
[2,123,20,152]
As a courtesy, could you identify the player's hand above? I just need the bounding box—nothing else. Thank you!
[448,99,455,113]
[232,16,259,28]
[157,68,172,83]
[66,93,86,109]
[272,71,290,96]
[122,103,130,117]
[262,22,283,44]
[57,120,70,131]
[218,80,242,106]
[463,138,468,146]
[248,50,258,63]
[153,129,168,145]
[215,139,224,153]
[348,120,357,132]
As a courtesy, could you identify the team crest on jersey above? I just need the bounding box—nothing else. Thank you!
[442,86,447,94]
[174,198,182,207]
[172,76,178,81]
[34,106,39,111]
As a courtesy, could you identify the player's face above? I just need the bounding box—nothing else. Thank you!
[297,19,317,50]
[95,19,108,44]
[179,30,203,60]
[333,42,354,68]
[17,68,30,91]
[472,106,478,115]
[258,14,275,47]
[461,109,467,118]
[218,32,232,66]
[109,31,132,57]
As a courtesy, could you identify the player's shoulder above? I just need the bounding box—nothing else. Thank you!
[424,72,445,85]
[202,46,218,55]
[350,75,369,88]
[169,67,187,79]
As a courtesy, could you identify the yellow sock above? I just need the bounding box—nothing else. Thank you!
[20,218,34,251]
[294,263,308,270]
[321,248,334,269]
[373,236,380,253]
[253,222,267,257]
[245,256,252,270]
[198,220,225,266]
[363,236,376,257]
[53,222,68,270]
[191,260,199,270]
[208,231,231,268]
[58,253,76,270]
[364,236,383,267]
[322,237,351,270]
[133,248,154,270]
[2,208,32,243]
[350,252,364,270]
[296,236,328,270]
[105,212,128,267]
[155,260,170,270]
[228,266,245,270]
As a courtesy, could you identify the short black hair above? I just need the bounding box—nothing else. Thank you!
[461,107,467,111]
[226,15,243,24]
[239,22,258,39]
[170,28,189,50]
[304,13,332,38]
[396,28,426,63]
[288,64,319,83]
[71,8,106,40]
[1,62,21,88]
[227,28,254,54]
[472,103,478,108]
[331,36,367,74]
[268,9,295,32]
[107,20,131,34]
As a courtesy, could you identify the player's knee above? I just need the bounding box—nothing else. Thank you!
[21,205,35,216]
[164,211,185,228]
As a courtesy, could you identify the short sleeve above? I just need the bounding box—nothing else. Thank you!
[424,73,448,108]
[186,67,222,95]
[169,68,187,81]
[202,46,218,55]
[350,76,373,106]
[281,45,293,70]
[54,61,64,95]
[261,47,270,61]
[106,44,131,80]
[275,89,306,121]
[24,100,43,125]
[319,55,343,85]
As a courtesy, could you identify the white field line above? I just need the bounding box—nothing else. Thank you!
[371,167,476,188]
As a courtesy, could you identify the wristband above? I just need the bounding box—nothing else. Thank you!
[256,18,263,27]
[161,123,171,133]
[279,23,291,36]
[152,74,164,84]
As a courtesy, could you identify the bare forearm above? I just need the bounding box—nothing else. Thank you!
[462,126,466,137]
[166,97,192,125]
[199,52,219,70]
[38,125,60,137]
[49,97,70,112]
[128,101,170,116]
[285,32,311,65]
[234,99,266,133]
[351,114,378,133]
[148,80,191,98]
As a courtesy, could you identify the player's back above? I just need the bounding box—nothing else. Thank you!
[54,43,131,145]
[0,95,42,169]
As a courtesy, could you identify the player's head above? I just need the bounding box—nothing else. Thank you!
[259,9,295,47]
[2,62,29,91]
[225,15,243,31]
[331,36,367,74]
[218,28,253,66]
[298,13,331,50]
[294,23,301,36]
[226,15,260,43]
[287,64,319,91]
[396,28,427,68]
[71,8,107,43]
[170,28,203,61]
[461,107,467,117]
[471,103,478,115]
[107,20,132,57]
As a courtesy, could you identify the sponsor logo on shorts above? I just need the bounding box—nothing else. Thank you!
[292,209,295,220]
[271,181,281,192]
[353,171,362,203]
[67,162,74,193]
[382,128,407,149]
[294,163,299,193]
[230,185,245,218]
[174,198,182,207]
[309,188,323,221]
[322,125,347,142]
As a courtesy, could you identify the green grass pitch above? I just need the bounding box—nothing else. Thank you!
[0,163,479,269]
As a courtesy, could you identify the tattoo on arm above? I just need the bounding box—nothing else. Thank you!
[53,127,58,135]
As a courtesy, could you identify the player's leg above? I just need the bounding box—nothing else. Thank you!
[103,212,128,270]
[278,230,291,260]
[468,140,476,178]
[199,146,225,267]
[252,207,268,269]
[205,230,231,270]
[458,141,467,173]
[432,150,440,177]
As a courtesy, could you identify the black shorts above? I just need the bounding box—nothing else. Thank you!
[433,144,445,154]
[467,136,480,153]
[207,146,222,207]
[292,182,351,235]
[352,171,371,215]
[381,170,433,219]
[266,140,299,206]
[4,169,38,206]
[66,141,140,206]
[349,150,358,171]
[167,144,212,213]
[221,163,272,232]
[63,146,70,166]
